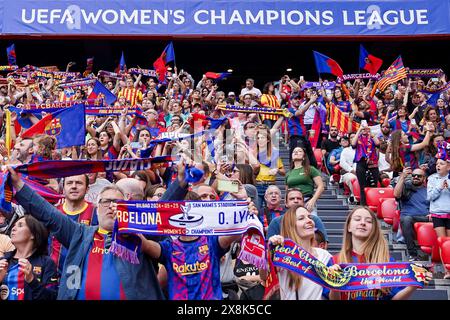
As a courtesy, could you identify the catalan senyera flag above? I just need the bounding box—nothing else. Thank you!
[329,103,360,134]
[375,56,407,92]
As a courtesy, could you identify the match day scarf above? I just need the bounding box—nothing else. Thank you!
[407,68,444,78]
[301,82,336,90]
[0,157,175,212]
[217,104,292,118]
[0,65,18,72]
[57,78,97,89]
[85,106,141,116]
[273,239,428,291]
[420,82,450,95]
[112,200,266,268]
[17,99,103,114]
[336,73,381,83]
[128,68,157,78]
[97,70,124,80]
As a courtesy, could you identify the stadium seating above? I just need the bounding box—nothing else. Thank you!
[364,187,395,218]
[351,179,360,203]
[437,237,450,272]
[380,198,399,232]
[414,222,441,262]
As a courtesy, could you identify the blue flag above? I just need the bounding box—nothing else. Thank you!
[6,44,16,66]
[52,104,86,149]
[88,80,117,105]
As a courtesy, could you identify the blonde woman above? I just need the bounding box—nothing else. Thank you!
[262,205,333,300]
[330,206,432,300]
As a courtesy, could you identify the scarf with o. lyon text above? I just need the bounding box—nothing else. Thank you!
[112,200,266,268]
[273,239,428,291]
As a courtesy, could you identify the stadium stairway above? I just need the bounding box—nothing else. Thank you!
[276,142,450,300]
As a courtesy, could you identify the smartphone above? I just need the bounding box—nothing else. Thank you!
[431,78,439,82]
[130,142,143,149]
[217,179,239,193]
[361,120,368,127]
[220,155,229,163]
[411,118,416,126]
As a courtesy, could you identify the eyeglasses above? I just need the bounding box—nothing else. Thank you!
[412,174,424,178]
[98,198,119,208]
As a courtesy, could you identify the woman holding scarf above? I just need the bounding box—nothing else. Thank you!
[329,206,432,300]
[0,215,58,300]
[263,205,333,300]
[384,105,411,133]
[351,123,380,206]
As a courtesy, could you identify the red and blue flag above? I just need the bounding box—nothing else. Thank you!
[88,80,117,105]
[21,104,86,148]
[313,51,344,78]
[6,44,16,66]
[153,42,175,82]
[359,45,383,75]
[205,72,231,81]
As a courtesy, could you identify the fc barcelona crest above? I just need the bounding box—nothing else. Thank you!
[45,118,62,136]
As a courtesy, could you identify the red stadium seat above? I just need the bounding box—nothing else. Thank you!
[364,187,395,218]
[380,198,400,232]
[351,179,360,203]
[415,222,441,262]
[437,237,450,272]
[381,178,391,187]
[314,148,323,170]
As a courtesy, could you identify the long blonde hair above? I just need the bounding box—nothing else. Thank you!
[338,206,390,264]
[280,205,314,290]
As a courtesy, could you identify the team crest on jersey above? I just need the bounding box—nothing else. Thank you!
[32,266,42,275]
[80,219,90,225]
[198,244,209,256]
[45,118,62,136]
[0,284,9,300]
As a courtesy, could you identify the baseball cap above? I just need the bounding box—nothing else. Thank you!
[228,91,236,97]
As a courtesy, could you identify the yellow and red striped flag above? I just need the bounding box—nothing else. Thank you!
[329,103,360,134]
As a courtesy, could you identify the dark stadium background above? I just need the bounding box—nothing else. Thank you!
[2,39,448,93]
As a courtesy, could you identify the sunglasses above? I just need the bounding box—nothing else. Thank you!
[412,174,424,178]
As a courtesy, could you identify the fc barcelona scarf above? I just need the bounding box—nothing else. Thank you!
[112,200,266,268]
[217,104,292,118]
[273,239,428,291]
[0,157,175,212]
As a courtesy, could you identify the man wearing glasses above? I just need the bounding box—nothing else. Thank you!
[6,160,189,299]
[394,167,430,262]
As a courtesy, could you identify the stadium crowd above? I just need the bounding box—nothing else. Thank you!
[0,52,448,300]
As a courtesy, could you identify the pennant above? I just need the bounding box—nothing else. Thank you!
[359,45,383,75]
[83,57,94,77]
[375,56,407,92]
[273,239,427,291]
[115,51,127,73]
[205,72,231,81]
[21,104,86,148]
[6,44,17,66]
[153,42,175,82]
[113,200,266,267]
[313,51,344,78]
[88,80,117,105]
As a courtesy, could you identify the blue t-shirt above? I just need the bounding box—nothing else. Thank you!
[399,183,429,216]
[160,236,227,300]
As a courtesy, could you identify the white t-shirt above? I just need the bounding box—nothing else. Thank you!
[240,87,262,98]
[277,247,332,300]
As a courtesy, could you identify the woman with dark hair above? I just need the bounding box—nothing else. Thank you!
[260,82,281,128]
[80,137,102,160]
[32,134,56,161]
[0,215,58,300]
[331,87,351,114]
[389,126,432,176]
[145,184,167,201]
[384,105,411,133]
[285,147,323,214]
[420,106,442,134]
[330,206,432,300]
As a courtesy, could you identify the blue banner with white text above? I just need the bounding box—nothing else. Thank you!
[0,0,449,36]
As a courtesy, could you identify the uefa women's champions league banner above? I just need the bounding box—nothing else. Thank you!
[273,239,428,291]
[0,0,449,36]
